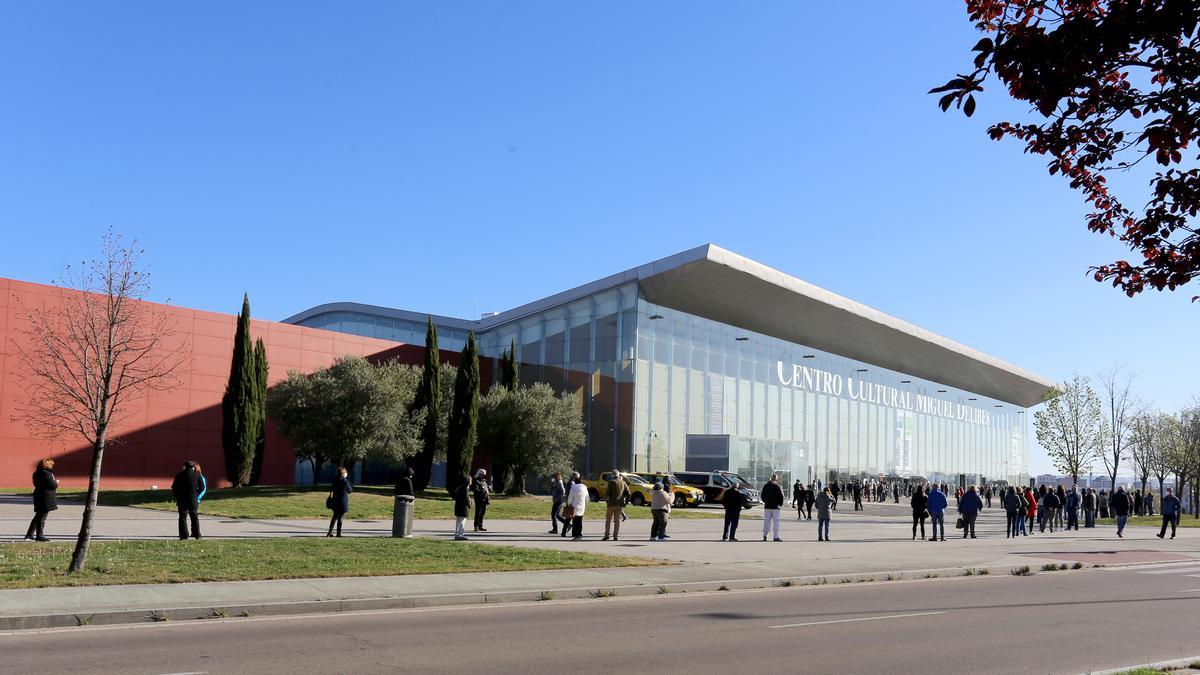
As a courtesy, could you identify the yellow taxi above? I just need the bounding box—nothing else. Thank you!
[634,472,705,508]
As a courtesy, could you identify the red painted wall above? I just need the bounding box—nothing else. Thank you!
[0,277,406,489]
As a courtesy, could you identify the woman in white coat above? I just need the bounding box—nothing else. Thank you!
[565,472,588,540]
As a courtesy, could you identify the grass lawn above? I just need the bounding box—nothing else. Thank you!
[1098,515,1200,528]
[0,537,666,589]
[21,485,721,521]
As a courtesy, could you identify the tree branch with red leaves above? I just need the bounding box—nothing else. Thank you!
[935,0,1200,299]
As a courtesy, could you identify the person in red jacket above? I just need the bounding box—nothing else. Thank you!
[1024,487,1038,536]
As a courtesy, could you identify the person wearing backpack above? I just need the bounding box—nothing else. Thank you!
[1158,487,1181,540]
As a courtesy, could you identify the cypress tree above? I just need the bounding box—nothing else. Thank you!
[445,331,479,494]
[492,340,519,493]
[501,339,518,389]
[221,294,259,487]
[409,317,440,491]
[248,337,269,485]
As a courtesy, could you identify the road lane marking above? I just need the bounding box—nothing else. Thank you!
[1139,566,1200,575]
[769,611,944,629]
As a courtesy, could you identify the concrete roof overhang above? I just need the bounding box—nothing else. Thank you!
[283,243,1055,407]
[635,245,1054,407]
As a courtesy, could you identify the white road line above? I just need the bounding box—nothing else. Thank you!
[1180,589,1200,593]
[1139,566,1200,575]
[769,611,944,629]
[156,671,208,675]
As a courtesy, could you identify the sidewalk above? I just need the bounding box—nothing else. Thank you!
[2,494,1195,630]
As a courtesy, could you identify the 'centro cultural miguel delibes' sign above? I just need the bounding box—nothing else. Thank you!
[775,361,996,427]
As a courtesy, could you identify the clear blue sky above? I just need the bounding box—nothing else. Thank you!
[2,2,1196,476]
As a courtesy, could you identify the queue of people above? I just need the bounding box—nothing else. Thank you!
[15,457,1189,546]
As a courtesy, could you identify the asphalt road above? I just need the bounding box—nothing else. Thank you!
[5,562,1200,674]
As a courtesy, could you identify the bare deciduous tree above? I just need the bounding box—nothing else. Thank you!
[13,231,185,572]
[1128,410,1158,498]
[1097,366,1137,500]
[1034,372,1104,486]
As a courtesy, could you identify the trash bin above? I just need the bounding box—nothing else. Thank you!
[392,494,415,538]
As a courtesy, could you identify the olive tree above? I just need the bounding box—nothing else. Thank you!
[266,356,425,478]
[478,383,585,495]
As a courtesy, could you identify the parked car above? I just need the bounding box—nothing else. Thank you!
[673,470,761,509]
[582,472,655,506]
[632,472,705,508]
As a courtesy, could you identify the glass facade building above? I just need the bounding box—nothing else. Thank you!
[287,245,1048,488]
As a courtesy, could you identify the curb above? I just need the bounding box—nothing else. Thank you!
[0,561,1077,632]
[1085,655,1200,674]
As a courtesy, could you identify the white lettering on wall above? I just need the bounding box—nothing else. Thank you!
[776,361,995,427]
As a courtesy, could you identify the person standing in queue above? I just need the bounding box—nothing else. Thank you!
[910,484,928,540]
[760,473,784,542]
[1065,485,1081,530]
[603,470,629,542]
[926,483,948,542]
[1083,487,1097,528]
[815,487,832,541]
[453,476,471,540]
[958,485,983,539]
[327,466,352,538]
[172,460,203,541]
[804,483,816,520]
[650,481,671,541]
[24,458,59,542]
[548,472,565,534]
[472,469,491,532]
[1111,485,1131,538]
[721,483,742,541]
[566,472,587,540]
[1003,486,1021,538]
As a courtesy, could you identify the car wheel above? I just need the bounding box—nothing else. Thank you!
[631,493,645,507]
[742,504,753,510]
[674,495,686,508]
[588,489,599,502]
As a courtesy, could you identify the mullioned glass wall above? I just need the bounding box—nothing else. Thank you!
[294,285,1030,487]
[632,297,1030,487]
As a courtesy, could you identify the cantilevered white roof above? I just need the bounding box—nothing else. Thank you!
[284,243,1055,407]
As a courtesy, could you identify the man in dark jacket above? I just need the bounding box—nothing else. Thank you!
[549,472,566,534]
[1065,486,1081,531]
[957,485,984,538]
[1158,488,1181,539]
[1111,486,1131,538]
[721,483,743,541]
[1083,488,1098,528]
[804,484,816,520]
[1041,487,1061,533]
[171,461,203,540]
[852,482,863,511]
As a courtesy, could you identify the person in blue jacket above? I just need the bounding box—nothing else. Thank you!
[1158,487,1181,539]
[957,485,984,539]
[193,462,208,505]
[926,485,948,542]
